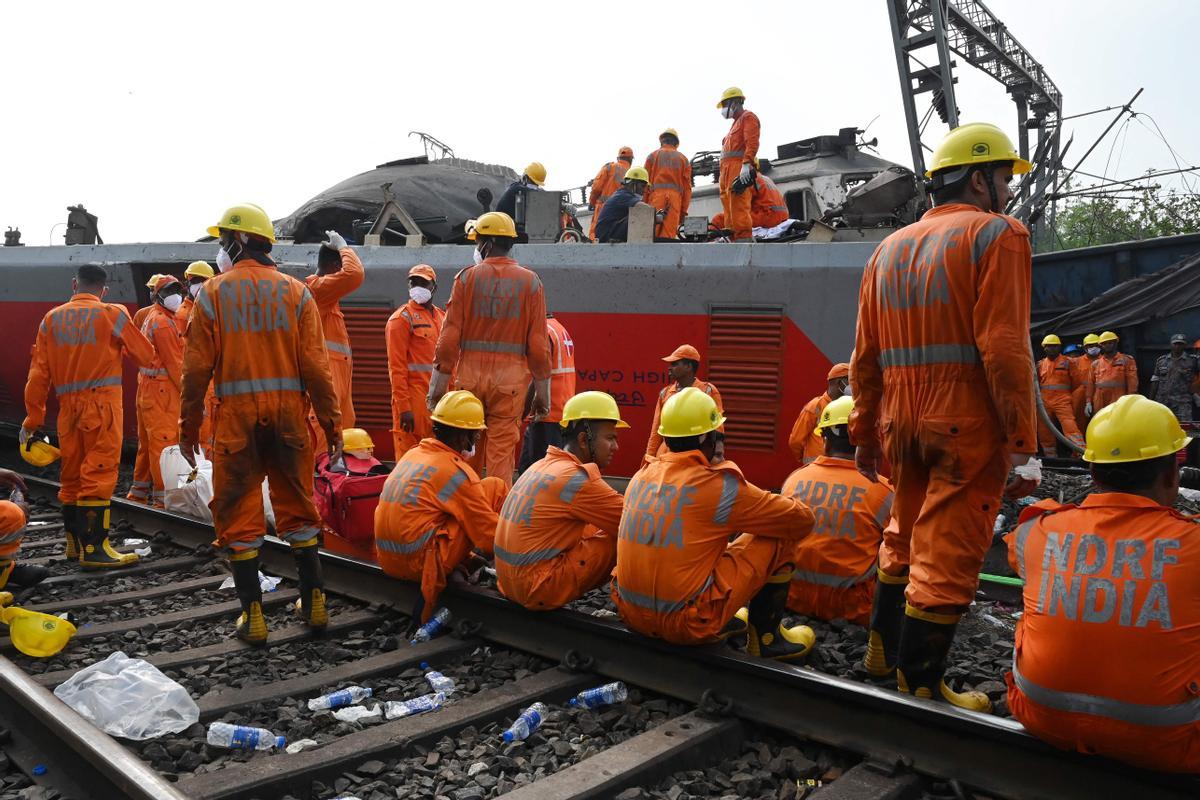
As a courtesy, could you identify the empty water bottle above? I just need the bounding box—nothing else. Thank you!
[501,702,548,743]
[206,722,285,751]
[384,691,445,720]
[410,608,452,643]
[568,681,628,709]
[421,662,456,696]
[8,489,23,505]
[307,686,373,711]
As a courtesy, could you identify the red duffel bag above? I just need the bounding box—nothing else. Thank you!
[314,453,391,545]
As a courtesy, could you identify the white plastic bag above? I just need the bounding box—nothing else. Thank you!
[161,446,214,522]
[53,651,199,740]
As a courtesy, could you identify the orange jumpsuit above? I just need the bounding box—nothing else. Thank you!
[374,437,507,620]
[178,296,217,453]
[1069,355,1094,433]
[434,257,551,486]
[1005,495,1200,773]
[588,161,630,241]
[305,247,364,455]
[710,174,789,231]
[644,379,724,461]
[127,304,157,502]
[545,317,576,424]
[718,110,761,242]
[139,305,184,506]
[24,293,156,504]
[1090,352,1138,413]
[643,145,692,240]
[850,204,1036,611]
[613,451,813,644]
[386,300,446,458]
[787,392,832,465]
[495,446,623,610]
[781,456,894,625]
[179,259,340,553]
[0,501,26,584]
[1037,355,1085,454]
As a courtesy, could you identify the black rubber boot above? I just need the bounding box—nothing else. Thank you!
[230,551,267,646]
[745,569,815,661]
[61,504,79,561]
[78,502,137,570]
[0,562,50,589]
[863,568,908,677]
[291,543,328,631]
[895,605,991,712]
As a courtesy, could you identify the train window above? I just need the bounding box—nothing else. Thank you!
[706,306,785,452]
[783,189,821,222]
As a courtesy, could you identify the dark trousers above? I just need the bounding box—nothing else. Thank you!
[518,421,563,474]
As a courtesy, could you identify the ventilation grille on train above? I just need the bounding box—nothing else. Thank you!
[344,305,396,428]
[706,306,785,451]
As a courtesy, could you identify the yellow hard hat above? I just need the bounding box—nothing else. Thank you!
[342,428,374,451]
[816,395,854,430]
[560,391,630,429]
[1083,333,1100,346]
[660,128,679,140]
[19,438,60,468]
[523,162,547,186]
[925,122,1034,179]
[624,166,650,183]
[145,273,165,289]
[431,390,487,430]
[184,260,215,280]
[473,212,517,239]
[1084,395,1191,464]
[1041,334,1062,347]
[1,605,77,658]
[658,387,726,438]
[1098,331,1119,344]
[716,86,745,108]
[464,219,477,242]
[207,203,276,243]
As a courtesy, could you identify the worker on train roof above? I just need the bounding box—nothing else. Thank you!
[22,263,155,569]
[375,391,508,624]
[138,275,186,508]
[496,391,628,611]
[644,129,691,240]
[387,264,445,460]
[788,362,850,466]
[587,147,634,242]
[716,86,761,243]
[613,387,816,660]
[644,344,723,464]
[594,166,652,244]
[1005,395,1200,773]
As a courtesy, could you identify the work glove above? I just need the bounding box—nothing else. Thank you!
[1004,454,1042,499]
[17,428,32,446]
[427,370,451,411]
[532,378,552,421]
[731,164,757,195]
[400,411,415,433]
[323,230,348,251]
[1084,401,1093,416]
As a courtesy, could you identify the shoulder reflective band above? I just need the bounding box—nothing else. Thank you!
[972,217,1011,265]
[713,473,739,525]
[111,312,128,339]
[878,344,980,369]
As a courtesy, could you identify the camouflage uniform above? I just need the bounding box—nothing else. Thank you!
[1151,352,1199,422]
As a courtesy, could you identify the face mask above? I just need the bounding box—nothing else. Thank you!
[162,294,183,312]
[346,449,373,460]
[189,283,203,299]
[462,444,476,459]
[216,246,233,272]
[472,247,484,266]
[1086,346,1100,357]
[409,286,433,304]
[842,384,853,397]
[721,105,734,119]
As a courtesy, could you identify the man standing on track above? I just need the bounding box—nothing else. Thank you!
[518,312,576,474]
[1089,330,1138,415]
[127,273,165,504]
[179,204,342,646]
[716,87,760,243]
[387,264,445,459]
[851,123,1041,712]
[139,275,187,507]
[177,261,217,453]
[1036,334,1085,457]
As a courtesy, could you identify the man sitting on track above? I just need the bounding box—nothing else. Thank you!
[1005,395,1200,773]
[0,469,48,590]
[375,391,508,624]
[612,387,817,660]
[495,391,627,610]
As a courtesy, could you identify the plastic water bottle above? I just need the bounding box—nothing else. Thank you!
[206,722,285,751]
[384,691,445,720]
[8,489,23,505]
[568,682,628,709]
[501,702,547,743]
[410,608,452,643]
[992,514,1006,536]
[307,686,373,711]
[421,662,456,696]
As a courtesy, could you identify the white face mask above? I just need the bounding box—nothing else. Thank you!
[162,294,183,313]
[409,286,433,304]
[721,105,735,120]
[1086,346,1101,357]
[346,449,373,460]
[462,444,476,459]
[189,283,203,299]
[216,246,233,272]
[472,247,484,266]
[842,384,853,397]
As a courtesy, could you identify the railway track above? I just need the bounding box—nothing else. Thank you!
[0,473,1196,800]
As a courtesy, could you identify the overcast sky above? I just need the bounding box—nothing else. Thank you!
[2,0,1196,245]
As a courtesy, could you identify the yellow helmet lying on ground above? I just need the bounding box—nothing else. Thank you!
[1,604,77,658]
[431,390,487,430]
[817,395,854,430]
[1041,334,1061,346]
[560,391,630,429]
[207,203,276,243]
[1084,395,1191,464]
[342,428,374,452]
[19,438,60,468]
[659,387,725,437]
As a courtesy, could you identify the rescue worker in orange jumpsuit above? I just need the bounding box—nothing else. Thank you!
[0,470,48,590]
[1070,333,1099,432]
[851,123,1041,711]
[644,129,692,240]
[782,396,894,625]
[644,344,723,462]
[23,264,156,568]
[787,363,850,464]
[1088,330,1138,415]
[1005,395,1200,773]
[716,87,761,242]
[127,274,166,504]
[518,313,576,474]
[496,391,627,610]
[710,173,789,233]
[306,230,365,456]
[387,264,445,459]
[139,275,187,507]
[430,211,551,486]
[177,261,217,453]
[588,148,633,241]
[179,204,342,645]
[375,391,508,622]
[1036,334,1085,457]
[614,387,816,658]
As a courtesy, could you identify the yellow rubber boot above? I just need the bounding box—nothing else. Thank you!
[236,602,268,646]
[864,568,908,677]
[230,549,268,646]
[895,605,991,713]
[745,568,816,662]
[291,541,329,631]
